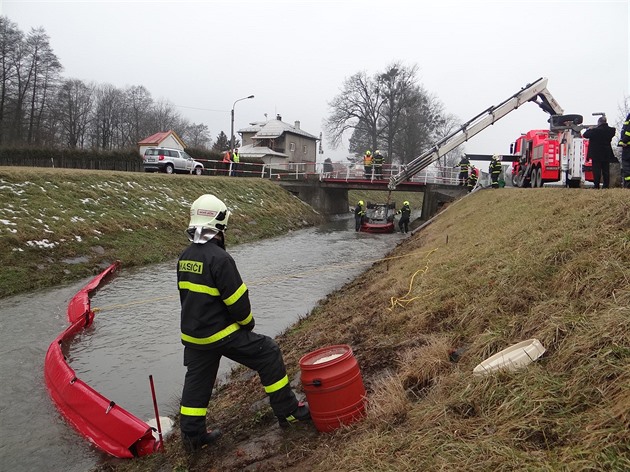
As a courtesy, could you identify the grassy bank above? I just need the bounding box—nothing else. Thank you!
[0,167,327,298]
[104,187,630,472]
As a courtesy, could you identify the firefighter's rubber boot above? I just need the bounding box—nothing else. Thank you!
[277,401,311,428]
[181,428,222,452]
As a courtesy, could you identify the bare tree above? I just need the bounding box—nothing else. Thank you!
[122,85,153,146]
[183,123,211,149]
[326,63,446,165]
[25,27,61,144]
[377,62,420,160]
[325,70,386,152]
[92,83,124,149]
[0,17,22,145]
[55,78,94,148]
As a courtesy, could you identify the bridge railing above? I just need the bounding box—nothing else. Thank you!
[195,159,461,186]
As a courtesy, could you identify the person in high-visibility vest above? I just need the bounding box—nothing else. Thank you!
[177,195,311,452]
[396,201,411,233]
[454,155,470,186]
[354,200,366,231]
[617,113,630,188]
[373,150,384,179]
[363,151,373,179]
[489,154,502,189]
[231,148,240,177]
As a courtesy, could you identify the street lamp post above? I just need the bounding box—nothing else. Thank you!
[230,95,255,151]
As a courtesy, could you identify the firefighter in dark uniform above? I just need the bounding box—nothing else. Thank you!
[354,200,366,231]
[618,113,630,188]
[455,155,470,186]
[489,154,502,188]
[467,165,478,192]
[177,194,310,452]
[373,150,384,179]
[396,200,411,233]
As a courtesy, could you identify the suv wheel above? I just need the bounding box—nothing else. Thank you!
[165,164,174,174]
[194,167,203,176]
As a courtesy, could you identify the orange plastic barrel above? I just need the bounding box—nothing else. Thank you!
[299,344,366,432]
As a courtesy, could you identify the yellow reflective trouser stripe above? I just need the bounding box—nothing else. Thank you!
[178,281,220,296]
[180,406,207,416]
[224,283,247,306]
[181,322,240,345]
[238,312,253,325]
[625,176,630,181]
[264,374,289,394]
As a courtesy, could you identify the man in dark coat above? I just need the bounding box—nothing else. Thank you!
[583,116,617,189]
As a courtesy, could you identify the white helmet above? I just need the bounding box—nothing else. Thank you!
[492,154,502,161]
[189,194,231,232]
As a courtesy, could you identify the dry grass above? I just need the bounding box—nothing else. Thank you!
[99,188,630,472]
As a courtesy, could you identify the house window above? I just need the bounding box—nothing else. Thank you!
[290,142,295,152]
[303,145,307,154]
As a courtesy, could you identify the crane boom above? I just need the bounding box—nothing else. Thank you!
[388,77,564,190]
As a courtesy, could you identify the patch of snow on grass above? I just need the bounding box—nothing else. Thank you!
[26,239,57,249]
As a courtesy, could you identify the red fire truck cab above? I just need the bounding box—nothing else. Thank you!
[510,127,593,188]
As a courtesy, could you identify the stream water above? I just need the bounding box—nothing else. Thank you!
[0,215,411,471]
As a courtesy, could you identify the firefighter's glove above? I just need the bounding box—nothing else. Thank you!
[242,319,255,331]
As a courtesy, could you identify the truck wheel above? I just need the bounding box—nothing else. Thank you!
[194,167,203,176]
[164,164,174,174]
[535,168,543,188]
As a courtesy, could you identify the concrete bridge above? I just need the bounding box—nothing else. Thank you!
[276,176,468,220]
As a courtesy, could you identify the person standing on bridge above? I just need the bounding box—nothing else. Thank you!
[396,200,411,233]
[454,155,470,186]
[583,116,616,189]
[489,154,502,189]
[363,150,373,179]
[230,148,240,177]
[222,150,232,176]
[373,150,384,180]
[619,113,630,188]
[177,194,311,452]
[355,200,366,231]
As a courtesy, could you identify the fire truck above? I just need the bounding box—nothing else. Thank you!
[510,119,593,188]
[388,77,593,190]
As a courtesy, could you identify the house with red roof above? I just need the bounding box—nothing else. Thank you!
[137,130,186,157]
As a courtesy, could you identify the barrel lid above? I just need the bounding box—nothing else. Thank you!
[300,344,352,367]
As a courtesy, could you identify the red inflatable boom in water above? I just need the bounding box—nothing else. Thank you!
[44,261,160,458]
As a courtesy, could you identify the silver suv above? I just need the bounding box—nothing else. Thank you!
[143,147,205,175]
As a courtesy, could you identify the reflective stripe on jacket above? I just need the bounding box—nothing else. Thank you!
[619,115,630,146]
[177,238,253,349]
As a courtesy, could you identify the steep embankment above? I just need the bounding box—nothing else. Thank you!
[107,187,630,472]
[0,167,325,298]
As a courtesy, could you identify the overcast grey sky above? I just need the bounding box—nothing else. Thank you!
[2,0,628,163]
